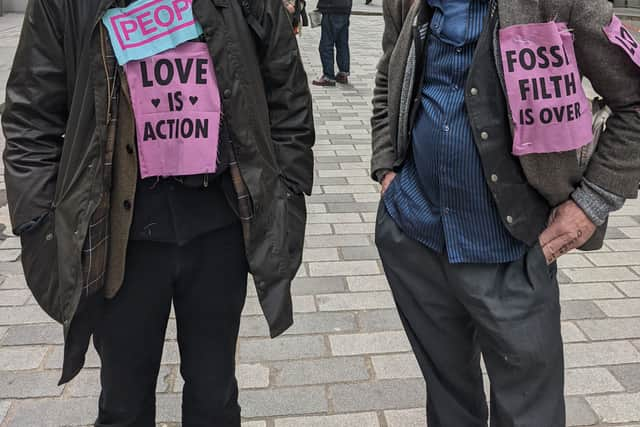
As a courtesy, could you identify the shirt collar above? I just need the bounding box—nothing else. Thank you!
[425,0,483,47]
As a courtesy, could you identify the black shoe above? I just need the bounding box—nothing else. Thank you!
[336,72,349,84]
[312,75,337,86]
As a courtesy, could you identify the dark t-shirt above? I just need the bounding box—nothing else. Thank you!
[129,171,238,244]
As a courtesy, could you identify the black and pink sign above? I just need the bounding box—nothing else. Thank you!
[125,42,221,178]
[603,15,640,68]
[500,22,593,156]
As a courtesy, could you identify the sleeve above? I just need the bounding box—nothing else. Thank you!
[570,0,640,199]
[370,0,402,182]
[259,0,316,195]
[572,178,625,226]
[2,0,68,234]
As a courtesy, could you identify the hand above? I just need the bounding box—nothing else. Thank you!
[286,2,295,13]
[539,200,597,264]
[381,172,397,195]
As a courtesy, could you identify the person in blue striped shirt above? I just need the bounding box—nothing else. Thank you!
[372,0,638,425]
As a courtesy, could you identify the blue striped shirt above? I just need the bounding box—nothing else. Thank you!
[384,0,527,264]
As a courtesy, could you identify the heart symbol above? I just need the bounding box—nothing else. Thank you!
[151,99,161,108]
[189,96,199,105]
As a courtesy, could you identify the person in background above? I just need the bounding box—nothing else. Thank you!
[284,0,308,34]
[312,0,352,86]
[372,0,640,425]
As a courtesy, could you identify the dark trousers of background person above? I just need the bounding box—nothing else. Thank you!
[375,203,566,427]
[93,223,248,427]
[319,14,350,79]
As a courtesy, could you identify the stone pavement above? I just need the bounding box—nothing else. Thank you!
[0,12,640,427]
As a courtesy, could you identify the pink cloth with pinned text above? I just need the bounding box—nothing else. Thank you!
[499,22,593,156]
[125,42,221,178]
[603,15,640,68]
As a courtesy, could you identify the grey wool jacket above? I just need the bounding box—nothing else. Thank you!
[371,0,640,237]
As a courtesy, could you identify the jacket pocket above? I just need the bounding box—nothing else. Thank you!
[286,190,306,260]
[276,179,307,279]
[524,242,555,291]
[19,211,62,322]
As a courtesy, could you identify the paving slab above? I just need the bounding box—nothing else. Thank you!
[565,367,625,395]
[372,353,422,380]
[329,331,411,356]
[384,408,426,427]
[271,356,369,386]
[0,370,64,399]
[273,412,380,427]
[609,364,640,392]
[239,386,328,418]
[587,393,640,424]
[0,400,11,425]
[567,396,599,426]
[330,379,426,412]
[7,397,97,426]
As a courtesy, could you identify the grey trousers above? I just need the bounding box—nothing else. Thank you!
[375,202,565,427]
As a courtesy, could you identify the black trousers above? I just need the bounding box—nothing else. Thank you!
[93,223,248,427]
[375,203,565,427]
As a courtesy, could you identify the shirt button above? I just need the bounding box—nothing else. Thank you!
[223,89,232,99]
[456,47,463,54]
[506,216,514,224]
[480,131,489,140]
[126,144,134,154]
[491,174,499,183]
[443,208,450,215]
[452,84,459,91]
[470,87,479,96]
[123,200,132,210]
[443,125,450,132]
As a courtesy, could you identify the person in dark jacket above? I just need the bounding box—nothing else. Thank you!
[312,0,353,86]
[2,0,314,425]
[372,0,640,425]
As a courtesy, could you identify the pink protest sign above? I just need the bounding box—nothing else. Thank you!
[125,42,221,178]
[500,22,593,156]
[603,15,640,68]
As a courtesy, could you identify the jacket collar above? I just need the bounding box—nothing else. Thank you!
[94,0,117,26]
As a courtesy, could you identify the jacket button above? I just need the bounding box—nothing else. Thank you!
[491,174,498,183]
[123,200,132,210]
[506,216,514,224]
[470,87,479,96]
[126,144,134,154]
[223,89,232,99]
[480,131,489,140]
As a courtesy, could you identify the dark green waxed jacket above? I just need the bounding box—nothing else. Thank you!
[2,0,314,383]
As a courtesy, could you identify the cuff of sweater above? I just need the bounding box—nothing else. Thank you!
[374,168,392,184]
[571,179,626,226]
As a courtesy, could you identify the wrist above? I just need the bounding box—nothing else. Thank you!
[571,179,625,227]
[376,169,392,184]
